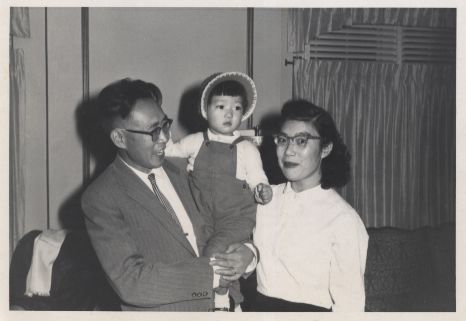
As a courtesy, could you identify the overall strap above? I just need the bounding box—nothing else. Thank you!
[231,136,245,146]
[202,131,209,142]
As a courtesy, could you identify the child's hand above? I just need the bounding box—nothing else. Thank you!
[254,183,273,204]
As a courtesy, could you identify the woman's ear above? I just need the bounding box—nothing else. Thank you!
[321,142,333,159]
[110,129,126,149]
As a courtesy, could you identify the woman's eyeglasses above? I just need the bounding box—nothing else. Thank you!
[124,118,173,142]
[273,133,321,149]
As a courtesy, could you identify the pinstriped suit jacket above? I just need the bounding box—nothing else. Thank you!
[81,157,215,311]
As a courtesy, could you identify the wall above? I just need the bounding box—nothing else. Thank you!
[47,9,84,229]
[253,9,291,125]
[14,8,289,234]
[15,8,84,230]
[89,7,248,140]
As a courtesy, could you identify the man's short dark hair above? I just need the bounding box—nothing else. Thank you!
[97,78,162,134]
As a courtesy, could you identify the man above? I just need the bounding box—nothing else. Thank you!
[81,78,254,311]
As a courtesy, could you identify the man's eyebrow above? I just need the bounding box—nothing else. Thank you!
[147,116,168,130]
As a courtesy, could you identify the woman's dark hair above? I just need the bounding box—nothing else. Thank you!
[97,78,162,134]
[208,80,248,113]
[280,99,351,189]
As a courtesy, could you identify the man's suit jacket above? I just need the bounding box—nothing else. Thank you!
[81,157,215,311]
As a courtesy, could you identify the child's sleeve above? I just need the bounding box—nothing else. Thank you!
[165,133,202,159]
[241,141,269,190]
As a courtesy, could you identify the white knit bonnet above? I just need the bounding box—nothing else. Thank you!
[200,71,257,122]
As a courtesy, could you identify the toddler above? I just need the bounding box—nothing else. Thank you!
[167,72,272,255]
[166,72,272,308]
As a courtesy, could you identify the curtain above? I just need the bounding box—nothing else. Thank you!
[288,8,351,49]
[293,60,455,229]
[11,7,31,38]
[289,8,455,229]
[288,8,456,52]
[10,7,30,256]
[350,8,456,28]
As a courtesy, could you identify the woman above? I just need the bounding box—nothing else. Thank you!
[253,100,368,312]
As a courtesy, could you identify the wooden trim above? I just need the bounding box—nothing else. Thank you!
[45,8,50,229]
[247,8,254,129]
[81,8,90,184]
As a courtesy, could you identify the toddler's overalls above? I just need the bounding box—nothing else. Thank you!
[189,131,256,257]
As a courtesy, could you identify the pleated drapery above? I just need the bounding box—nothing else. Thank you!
[11,7,31,38]
[293,60,455,229]
[288,8,456,51]
[10,7,30,256]
[289,8,455,229]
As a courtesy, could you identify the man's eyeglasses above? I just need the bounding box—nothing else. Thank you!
[124,118,173,142]
[273,133,321,149]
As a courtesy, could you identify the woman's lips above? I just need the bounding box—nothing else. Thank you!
[283,161,299,168]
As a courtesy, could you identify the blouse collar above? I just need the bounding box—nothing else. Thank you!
[283,181,327,199]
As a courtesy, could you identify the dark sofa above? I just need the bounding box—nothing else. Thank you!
[364,223,455,311]
[9,230,120,310]
[11,223,455,311]
[241,223,455,312]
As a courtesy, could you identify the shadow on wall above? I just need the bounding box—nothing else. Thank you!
[57,81,208,230]
[176,82,208,135]
[75,95,117,177]
[58,96,117,230]
[57,81,208,229]
[57,89,286,229]
[57,188,86,231]
[258,112,286,185]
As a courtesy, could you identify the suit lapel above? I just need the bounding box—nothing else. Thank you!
[113,158,197,257]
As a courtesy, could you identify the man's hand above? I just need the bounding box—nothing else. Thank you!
[209,243,254,281]
[254,183,273,204]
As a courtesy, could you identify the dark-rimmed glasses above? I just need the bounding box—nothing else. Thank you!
[273,133,321,149]
[124,118,173,142]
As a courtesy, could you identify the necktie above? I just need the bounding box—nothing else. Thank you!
[148,173,183,230]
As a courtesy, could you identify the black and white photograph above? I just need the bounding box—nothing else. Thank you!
[4,1,463,320]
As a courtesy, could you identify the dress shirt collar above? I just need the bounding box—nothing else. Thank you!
[118,155,165,182]
[207,128,240,144]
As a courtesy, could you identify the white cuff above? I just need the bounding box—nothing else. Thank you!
[211,257,221,288]
[214,290,230,308]
[213,271,220,288]
[243,243,258,273]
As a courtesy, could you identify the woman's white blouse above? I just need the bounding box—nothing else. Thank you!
[254,183,369,311]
